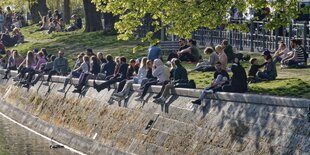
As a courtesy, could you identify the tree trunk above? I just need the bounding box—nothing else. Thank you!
[64,0,70,24]
[29,0,49,23]
[83,0,103,32]
[102,13,118,31]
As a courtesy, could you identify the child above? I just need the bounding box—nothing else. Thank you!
[248,58,266,83]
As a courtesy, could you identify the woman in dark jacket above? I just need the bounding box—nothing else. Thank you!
[222,57,247,93]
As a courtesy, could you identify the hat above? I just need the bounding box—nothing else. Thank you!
[262,50,270,56]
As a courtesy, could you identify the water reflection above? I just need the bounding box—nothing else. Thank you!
[0,114,78,155]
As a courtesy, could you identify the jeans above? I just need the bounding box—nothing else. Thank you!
[46,70,59,82]
[140,79,158,99]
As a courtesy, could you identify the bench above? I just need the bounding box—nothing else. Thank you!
[160,41,179,55]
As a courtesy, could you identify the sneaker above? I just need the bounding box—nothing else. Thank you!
[191,99,201,105]
[157,97,166,104]
[72,89,80,93]
[57,88,65,93]
[22,84,30,89]
[135,92,142,97]
[114,92,125,97]
[153,94,161,99]
[135,97,143,102]
[13,77,19,81]
[42,82,49,86]
[204,89,213,94]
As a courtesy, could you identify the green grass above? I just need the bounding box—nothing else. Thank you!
[5,25,310,99]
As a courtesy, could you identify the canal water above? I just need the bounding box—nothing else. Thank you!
[0,114,78,155]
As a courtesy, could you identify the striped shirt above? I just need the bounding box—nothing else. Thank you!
[294,46,305,62]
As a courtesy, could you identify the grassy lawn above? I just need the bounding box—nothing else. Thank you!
[5,25,310,99]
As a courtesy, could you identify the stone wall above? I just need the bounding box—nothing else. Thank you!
[0,69,310,155]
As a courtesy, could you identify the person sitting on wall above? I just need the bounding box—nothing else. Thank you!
[100,54,116,79]
[43,51,69,86]
[192,47,219,72]
[66,15,82,32]
[135,58,170,101]
[167,38,190,61]
[257,50,277,81]
[147,42,162,61]
[30,55,57,86]
[221,39,235,63]
[72,55,91,93]
[13,51,36,83]
[114,57,150,97]
[248,58,267,83]
[177,39,201,62]
[57,54,84,92]
[21,51,47,88]
[222,57,248,93]
[153,58,190,104]
[93,56,128,92]
[2,50,24,79]
[281,39,305,68]
[191,61,229,105]
[112,59,139,97]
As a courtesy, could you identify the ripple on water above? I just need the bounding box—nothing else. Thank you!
[0,114,78,155]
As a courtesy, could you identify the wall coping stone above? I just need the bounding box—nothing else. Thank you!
[1,69,309,108]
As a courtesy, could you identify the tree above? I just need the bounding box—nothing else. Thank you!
[92,0,306,42]
[64,0,71,24]
[29,0,49,23]
[83,0,103,32]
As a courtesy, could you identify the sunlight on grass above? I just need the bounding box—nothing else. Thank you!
[4,25,310,99]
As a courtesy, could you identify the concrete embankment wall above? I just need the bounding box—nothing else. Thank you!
[0,69,310,155]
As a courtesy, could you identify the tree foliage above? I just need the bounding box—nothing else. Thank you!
[93,0,307,41]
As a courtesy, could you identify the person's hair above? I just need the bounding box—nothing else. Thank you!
[174,59,181,66]
[120,56,126,63]
[146,60,152,69]
[26,51,34,66]
[83,55,90,62]
[170,58,178,70]
[41,48,47,53]
[265,54,272,60]
[77,54,83,59]
[204,47,213,54]
[13,50,19,57]
[80,52,86,56]
[296,39,302,46]
[215,61,221,65]
[48,17,53,23]
[91,56,98,64]
[140,57,147,69]
[87,48,93,53]
[115,56,120,63]
[215,45,223,51]
[250,58,257,64]
[291,38,298,45]
[189,39,197,46]
[38,51,44,58]
[51,55,56,61]
[129,59,135,64]
[42,16,47,23]
[106,54,113,61]
[179,38,186,42]
[279,41,286,47]
[222,39,229,46]
[97,52,103,58]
